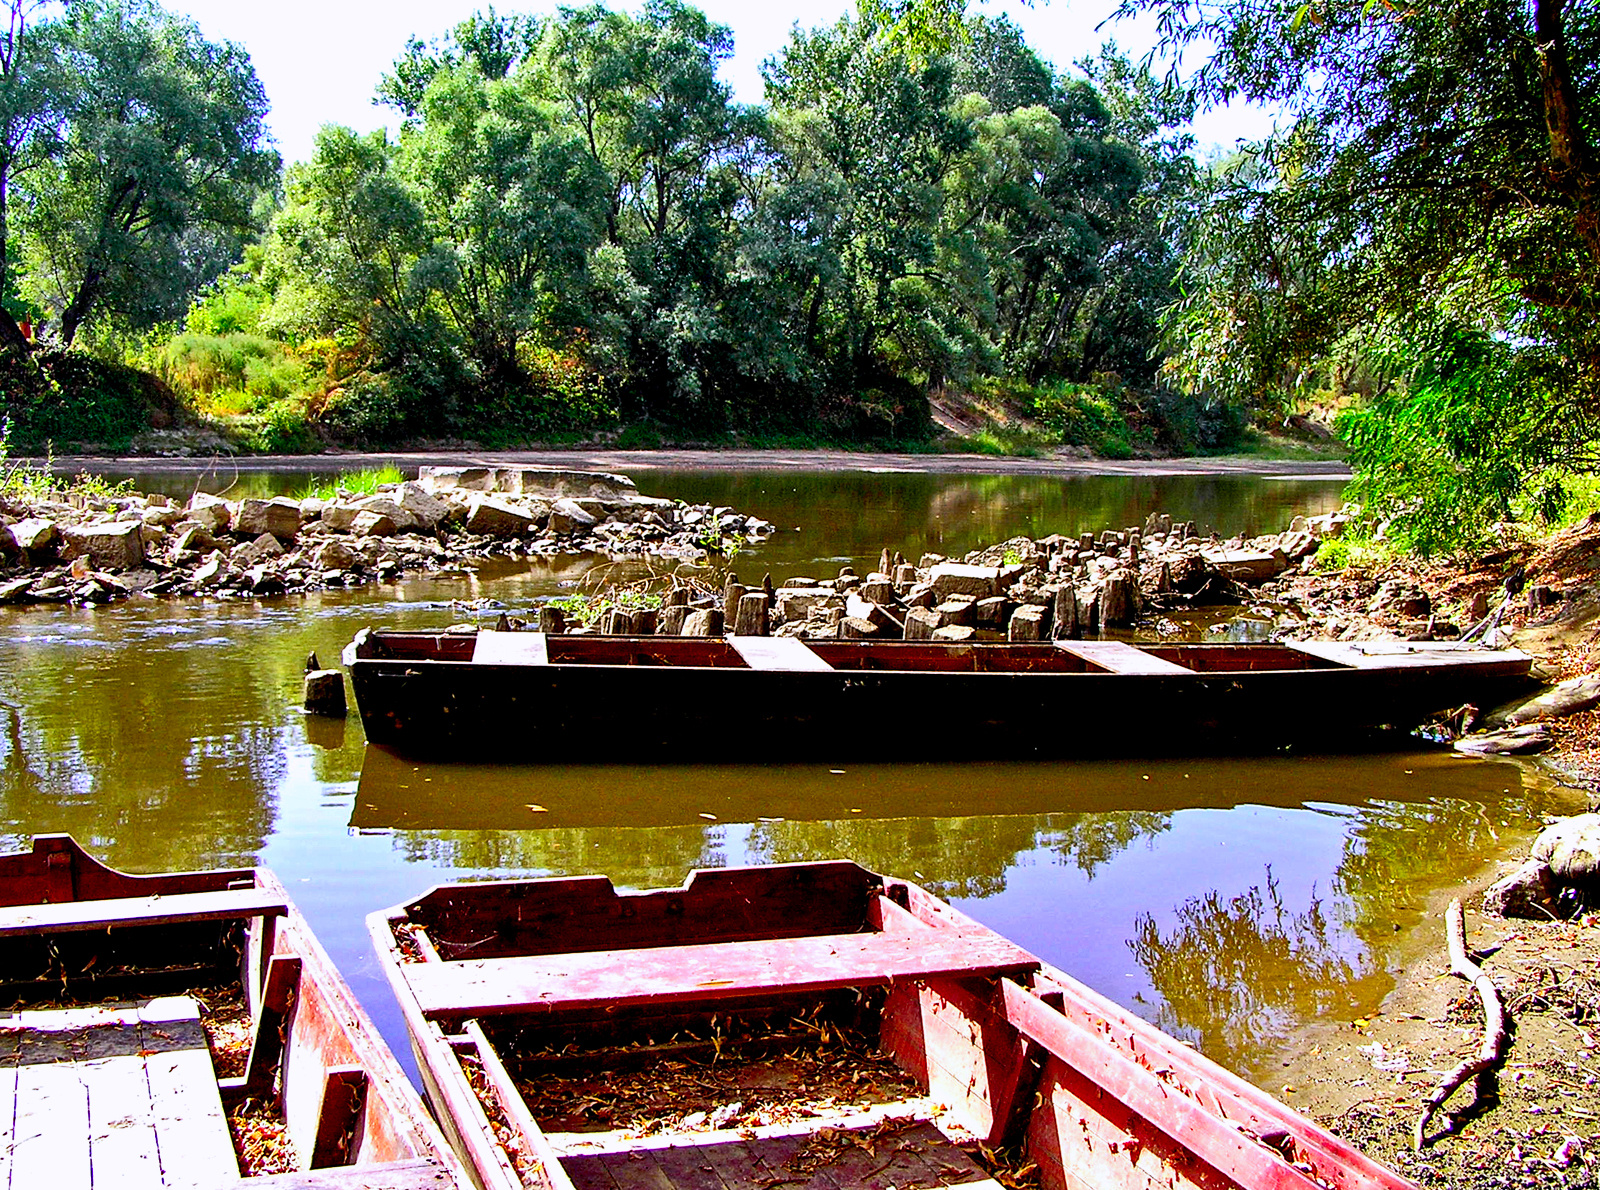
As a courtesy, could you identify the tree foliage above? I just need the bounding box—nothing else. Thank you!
[224,0,1194,445]
[1121,0,1600,549]
[0,0,276,358]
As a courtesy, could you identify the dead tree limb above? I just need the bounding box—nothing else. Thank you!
[1414,898,1511,1149]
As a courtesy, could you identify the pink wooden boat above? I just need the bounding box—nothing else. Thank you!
[371,860,1412,1190]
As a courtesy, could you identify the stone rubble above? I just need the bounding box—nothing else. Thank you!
[550,502,1368,644]
[0,466,776,607]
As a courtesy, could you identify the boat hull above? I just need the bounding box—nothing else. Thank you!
[346,632,1531,760]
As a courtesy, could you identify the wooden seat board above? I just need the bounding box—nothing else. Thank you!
[0,997,236,1190]
[1052,640,1193,675]
[728,637,834,672]
[0,887,287,938]
[407,930,1039,1019]
[472,632,549,667]
[189,1162,458,1190]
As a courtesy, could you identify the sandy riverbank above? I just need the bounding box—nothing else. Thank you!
[38,447,1353,480]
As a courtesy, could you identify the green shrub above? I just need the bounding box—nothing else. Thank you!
[5,347,175,447]
[237,399,319,453]
[153,332,310,410]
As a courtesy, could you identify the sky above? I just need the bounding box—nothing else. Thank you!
[162,0,1275,167]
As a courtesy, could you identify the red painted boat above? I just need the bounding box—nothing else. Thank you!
[0,834,468,1189]
[371,860,1414,1190]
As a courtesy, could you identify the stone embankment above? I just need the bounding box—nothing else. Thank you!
[0,466,774,605]
[575,506,1359,641]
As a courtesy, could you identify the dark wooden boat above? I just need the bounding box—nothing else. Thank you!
[0,834,468,1190]
[344,628,1529,760]
[371,860,1414,1190]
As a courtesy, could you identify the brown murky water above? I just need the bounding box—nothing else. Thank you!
[0,468,1563,1085]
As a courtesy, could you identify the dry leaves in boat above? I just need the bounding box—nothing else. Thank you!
[508,1012,916,1136]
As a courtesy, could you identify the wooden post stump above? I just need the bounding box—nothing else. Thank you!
[304,669,347,718]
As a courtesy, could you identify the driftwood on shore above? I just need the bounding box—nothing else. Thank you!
[1414,898,1511,1149]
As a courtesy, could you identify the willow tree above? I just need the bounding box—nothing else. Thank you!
[19,0,278,344]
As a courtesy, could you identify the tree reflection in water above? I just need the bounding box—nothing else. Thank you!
[1129,788,1568,1077]
[1131,868,1370,1073]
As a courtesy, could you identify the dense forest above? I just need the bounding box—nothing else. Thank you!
[0,0,1597,554]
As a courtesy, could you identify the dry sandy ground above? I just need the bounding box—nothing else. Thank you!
[39,447,1352,479]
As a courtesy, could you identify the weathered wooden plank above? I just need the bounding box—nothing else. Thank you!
[401,862,880,962]
[407,929,1039,1019]
[0,1019,17,1190]
[1026,968,1410,1190]
[473,631,550,666]
[0,887,288,938]
[308,1066,369,1169]
[545,1100,947,1158]
[558,1151,625,1190]
[11,1028,92,1190]
[1285,640,1528,670]
[1052,641,1192,675]
[647,1139,733,1190]
[223,954,301,1108]
[85,1039,164,1190]
[600,1149,677,1190]
[728,637,834,672]
[141,997,239,1190]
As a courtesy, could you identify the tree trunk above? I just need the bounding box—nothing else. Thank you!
[1535,0,1600,264]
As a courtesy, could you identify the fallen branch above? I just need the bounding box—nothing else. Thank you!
[1414,898,1512,1149]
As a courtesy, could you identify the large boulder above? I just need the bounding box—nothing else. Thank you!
[312,540,358,570]
[6,518,59,560]
[1202,549,1286,583]
[547,498,599,536]
[465,495,537,537]
[417,466,497,493]
[236,497,302,540]
[352,497,417,532]
[1098,569,1141,627]
[352,510,398,537]
[929,563,1000,600]
[321,502,360,533]
[396,481,450,530]
[61,521,144,571]
[775,588,836,623]
[186,493,232,534]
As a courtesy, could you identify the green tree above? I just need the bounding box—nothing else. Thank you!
[376,6,541,121]
[1120,0,1600,547]
[18,0,278,345]
[0,0,57,352]
[399,61,607,400]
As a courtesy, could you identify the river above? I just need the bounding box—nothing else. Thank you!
[0,466,1563,1085]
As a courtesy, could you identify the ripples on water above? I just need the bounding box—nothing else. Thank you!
[0,467,1565,1082]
